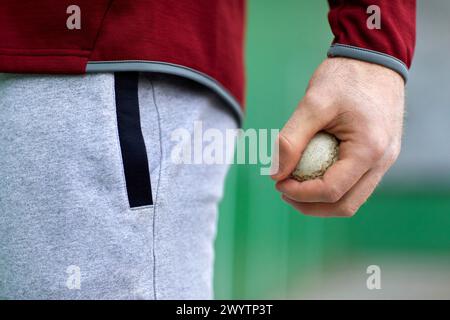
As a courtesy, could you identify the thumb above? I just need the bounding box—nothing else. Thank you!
[270,97,334,181]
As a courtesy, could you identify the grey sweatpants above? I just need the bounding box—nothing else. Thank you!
[0,73,237,299]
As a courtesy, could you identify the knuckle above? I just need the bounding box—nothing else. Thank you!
[385,144,401,165]
[278,132,294,152]
[303,92,323,109]
[337,204,358,217]
[323,184,343,203]
[302,92,330,116]
[366,135,388,162]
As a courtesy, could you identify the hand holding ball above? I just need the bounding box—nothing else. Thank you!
[292,132,339,182]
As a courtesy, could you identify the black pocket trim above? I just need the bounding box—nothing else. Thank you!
[114,72,153,208]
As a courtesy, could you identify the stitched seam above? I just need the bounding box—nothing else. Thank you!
[148,76,164,300]
[88,0,115,60]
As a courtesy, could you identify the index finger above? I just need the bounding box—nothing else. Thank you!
[276,141,372,203]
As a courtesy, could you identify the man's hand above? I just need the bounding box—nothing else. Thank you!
[271,57,405,217]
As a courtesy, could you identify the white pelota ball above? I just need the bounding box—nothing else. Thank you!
[292,132,339,182]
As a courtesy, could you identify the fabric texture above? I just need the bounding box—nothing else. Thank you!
[0,72,237,299]
[0,0,417,111]
[0,0,246,108]
[327,0,416,77]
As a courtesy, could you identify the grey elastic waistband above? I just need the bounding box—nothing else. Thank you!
[86,60,244,126]
[327,44,409,83]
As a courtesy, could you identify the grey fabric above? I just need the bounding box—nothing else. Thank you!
[327,44,409,82]
[86,61,243,127]
[0,73,237,299]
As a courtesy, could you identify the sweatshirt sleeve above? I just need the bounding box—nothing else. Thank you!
[327,0,416,82]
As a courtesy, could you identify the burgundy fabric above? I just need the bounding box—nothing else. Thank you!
[0,1,110,73]
[328,0,416,68]
[0,0,245,104]
[0,0,416,107]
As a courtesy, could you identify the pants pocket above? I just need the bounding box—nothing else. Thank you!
[114,72,153,208]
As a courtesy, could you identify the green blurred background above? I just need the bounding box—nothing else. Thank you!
[214,0,450,299]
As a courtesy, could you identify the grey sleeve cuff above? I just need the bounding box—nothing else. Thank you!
[327,44,409,83]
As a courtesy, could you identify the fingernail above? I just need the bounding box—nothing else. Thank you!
[275,182,285,192]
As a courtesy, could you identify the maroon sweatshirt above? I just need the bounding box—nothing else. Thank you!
[0,0,416,121]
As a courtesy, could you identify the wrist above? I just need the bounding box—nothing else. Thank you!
[327,45,409,84]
